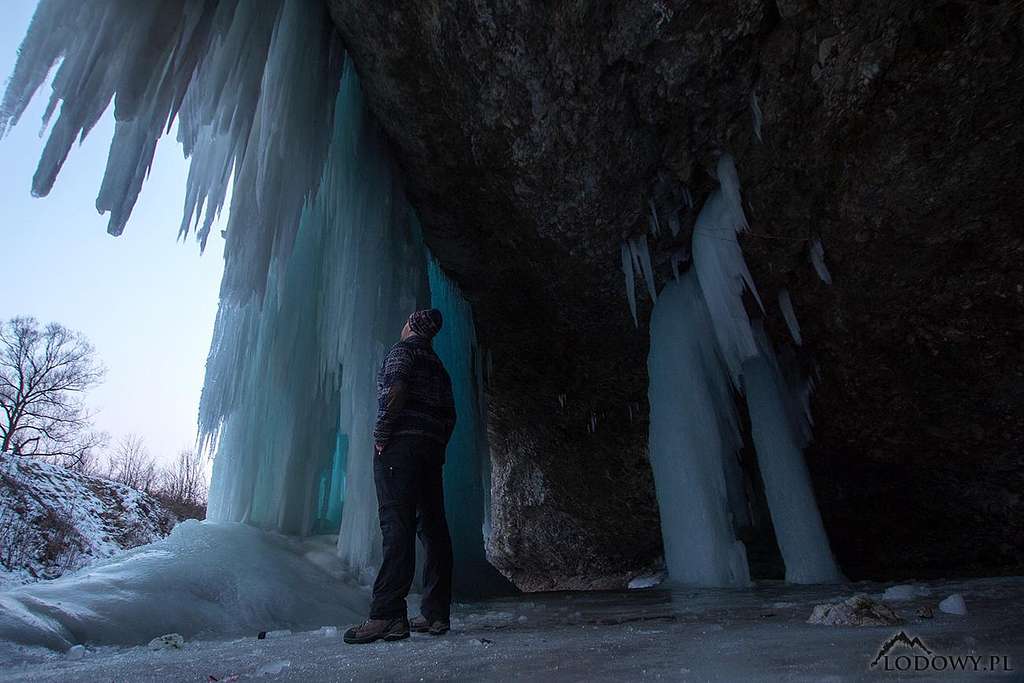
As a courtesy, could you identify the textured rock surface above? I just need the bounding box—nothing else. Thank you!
[807,593,903,626]
[327,0,1024,588]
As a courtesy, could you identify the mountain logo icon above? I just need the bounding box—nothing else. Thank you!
[871,631,934,667]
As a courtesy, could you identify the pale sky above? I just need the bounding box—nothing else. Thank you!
[0,0,226,468]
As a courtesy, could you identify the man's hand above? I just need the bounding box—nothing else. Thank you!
[374,442,384,456]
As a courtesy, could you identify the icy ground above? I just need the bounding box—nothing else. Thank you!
[2,576,1021,681]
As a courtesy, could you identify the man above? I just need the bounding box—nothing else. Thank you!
[344,309,457,644]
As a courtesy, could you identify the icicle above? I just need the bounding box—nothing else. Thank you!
[589,413,597,433]
[692,154,762,384]
[621,241,638,327]
[558,393,566,409]
[2,0,344,299]
[647,275,751,587]
[742,323,842,583]
[809,237,833,285]
[751,91,764,143]
[628,235,658,302]
[668,211,680,237]
[682,186,693,209]
[200,59,428,585]
[777,289,802,346]
[648,198,661,236]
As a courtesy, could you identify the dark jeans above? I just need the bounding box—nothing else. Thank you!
[369,436,453,622]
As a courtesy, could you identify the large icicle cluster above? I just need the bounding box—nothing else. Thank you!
[648,155,841,586]
[0,0,343,300]
[201,58,429,580]
[4,0,507,596]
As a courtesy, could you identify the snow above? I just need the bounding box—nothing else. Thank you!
[2,576,1022,681]
[627,574,664,590]
[778,288,803,345]
[0,457,175,589]
[0,520,368,652]
[939,593,968,615]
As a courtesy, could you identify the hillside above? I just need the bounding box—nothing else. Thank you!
[0,455,177,589]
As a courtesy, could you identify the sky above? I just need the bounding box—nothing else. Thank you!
[0,1,226,469]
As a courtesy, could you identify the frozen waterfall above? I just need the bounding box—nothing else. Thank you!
[647,154,841,586]
[2,0,506,605]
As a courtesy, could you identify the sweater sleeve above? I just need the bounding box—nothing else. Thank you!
[373,344,415,445]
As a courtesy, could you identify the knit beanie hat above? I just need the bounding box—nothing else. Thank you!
[408,308,443,338]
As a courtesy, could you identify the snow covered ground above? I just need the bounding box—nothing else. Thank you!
[0,521,368,651]
[0,457,175,589]
[2,576,1020,681]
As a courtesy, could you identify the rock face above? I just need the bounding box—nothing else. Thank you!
[327,0,1024,588]
[807,594,904,626]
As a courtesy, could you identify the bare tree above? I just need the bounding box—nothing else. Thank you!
[160,446,208,508]
[0,317,105,461]
[107,433,158,493]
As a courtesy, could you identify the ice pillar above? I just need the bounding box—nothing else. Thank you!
[647,275,751,587]
[742,324,842,583]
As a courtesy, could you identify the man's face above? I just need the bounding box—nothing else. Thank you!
[400,321,413,341]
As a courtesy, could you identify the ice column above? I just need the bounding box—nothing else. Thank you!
[647,275,751,587]
[742,324,842,583]
[649,153,840,585]
[202,59,430,583]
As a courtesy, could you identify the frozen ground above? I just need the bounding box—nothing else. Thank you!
[1,576,1020,681]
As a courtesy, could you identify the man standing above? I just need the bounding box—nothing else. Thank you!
[344,309,457,644]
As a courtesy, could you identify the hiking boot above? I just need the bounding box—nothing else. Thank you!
[409,615,450,635]
[343,617,410,644]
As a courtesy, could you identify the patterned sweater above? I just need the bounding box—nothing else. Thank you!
[373,335,457,448]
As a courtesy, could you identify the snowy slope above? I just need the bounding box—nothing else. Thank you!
[0,455,176,589]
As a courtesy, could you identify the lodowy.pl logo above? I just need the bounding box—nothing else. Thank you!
[870,631,1013,674]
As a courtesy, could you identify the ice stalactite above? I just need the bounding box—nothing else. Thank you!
[649,153,840,586]
[648,275,751,587]
[809,237,833,285]
[742,324,842,583]
[0,0,343,300]
[621,241,639,327]
[201,58,430,581]
[751,92,764,142]
[778,288,803,346]
[648,198,661,236]
[428,260,513,596]
[692,154,763,384]
[621,231,659,327]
